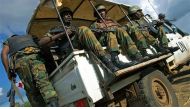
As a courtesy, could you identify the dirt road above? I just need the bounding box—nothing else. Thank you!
[171,66,190,107]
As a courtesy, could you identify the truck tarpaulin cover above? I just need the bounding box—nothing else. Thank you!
[27,0,130,37]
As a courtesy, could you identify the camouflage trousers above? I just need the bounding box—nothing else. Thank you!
[71,26,141,58]
[78,26,107,57]
[12,53,57,106]
[112,27,140,58]
[130,27,168,50]
[93,27,140,58]
[129,26,157,50]
[157,26,168,47]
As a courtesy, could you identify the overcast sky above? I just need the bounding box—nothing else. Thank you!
[0,0,190,107]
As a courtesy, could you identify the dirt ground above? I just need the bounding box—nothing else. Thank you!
[171,65,190,107]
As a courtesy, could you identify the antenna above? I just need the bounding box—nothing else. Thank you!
[147,0,158,16]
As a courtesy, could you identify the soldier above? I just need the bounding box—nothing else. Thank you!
[1,35,58,107]
[126,6,176,57]
[90,4,145,65]
[155,13,170,47]
[39,7,119,72]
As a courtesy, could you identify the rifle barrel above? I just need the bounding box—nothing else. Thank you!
[118,5,134,25]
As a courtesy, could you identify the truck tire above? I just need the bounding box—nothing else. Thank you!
[128,70,178,107]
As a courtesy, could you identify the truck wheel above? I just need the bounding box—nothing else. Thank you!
[128,70,178,107]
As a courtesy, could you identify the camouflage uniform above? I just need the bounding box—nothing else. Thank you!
[49,6,119,72]
[4,37,58,107]
[126,5,169,52]
[48,25,120,72]
[90,18,141,58]
[47,25,107,57]
[125,18,168,50]
[125,19,156,50]
[78,26,108,56]
[156,23,168,48]
[157,13,169,47]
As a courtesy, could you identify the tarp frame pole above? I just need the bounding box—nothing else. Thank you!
[51,0,75,51]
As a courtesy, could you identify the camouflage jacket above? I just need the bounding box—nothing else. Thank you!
[90,18,121,30]
[90,18,121,44]
[125,18,150,35]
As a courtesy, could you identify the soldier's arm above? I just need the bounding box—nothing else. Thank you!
[1,44,10,77]
[38,32,65,47]
[89,22,97,29]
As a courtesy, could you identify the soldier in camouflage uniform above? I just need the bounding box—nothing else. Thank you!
[90,4,145,65]
[156,13,173,47]
[125,5,172,57]
[1,35,58,107]
[39,7,119,72]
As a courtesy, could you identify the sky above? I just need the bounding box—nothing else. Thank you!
[0,0,190,107]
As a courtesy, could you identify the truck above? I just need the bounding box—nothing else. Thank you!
[26,0,182,107]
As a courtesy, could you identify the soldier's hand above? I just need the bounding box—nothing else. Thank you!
[8,73,16,80]
[66,29,73,36]
[8,69,16,80]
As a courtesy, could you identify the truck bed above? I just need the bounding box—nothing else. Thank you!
[48,50,172,106]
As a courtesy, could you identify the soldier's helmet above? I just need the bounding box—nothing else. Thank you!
[59,7,73,17]
[158,13,165,19]
[94,4,106,17]
[128,5,142,15]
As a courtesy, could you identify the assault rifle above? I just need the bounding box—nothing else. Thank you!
[7,69,24,107]
[49,27,115,35]
[49,26,77,36]
[91,28,116,33]
[7,69,16,107]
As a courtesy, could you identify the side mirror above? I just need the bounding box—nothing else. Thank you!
[171,26,177,33]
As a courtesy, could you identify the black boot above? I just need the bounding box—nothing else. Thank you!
[153,44,170,54]
[99,54,119,72]
[111,52,137,69]
[132,52,149,63]
[47,97,59,107]
[166,46,179,52]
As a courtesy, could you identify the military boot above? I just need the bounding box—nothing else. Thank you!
[153,44,170,54]
[165,46,179,52]
[99,54,119,72]
[132,52,149,63]
[111,52,137,69]
[47,97,59,107]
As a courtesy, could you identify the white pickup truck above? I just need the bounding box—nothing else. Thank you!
[26,0,182,107]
